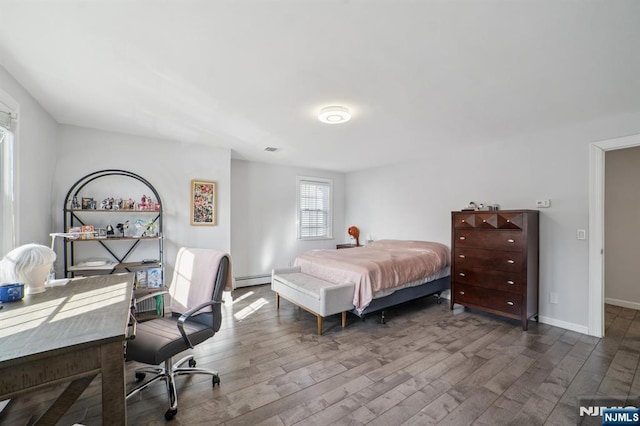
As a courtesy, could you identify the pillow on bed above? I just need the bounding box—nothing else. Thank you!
[366,239,440,250]
[366,240,450,264]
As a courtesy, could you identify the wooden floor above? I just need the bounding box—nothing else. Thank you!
[2,285,640,425]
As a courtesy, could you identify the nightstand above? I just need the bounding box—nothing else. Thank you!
[336,244,357,249]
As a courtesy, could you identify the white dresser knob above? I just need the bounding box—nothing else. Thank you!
[507,239,515,243]
[507,280,515,285]
[459,254,465,258]
[507,259,515,264]
[507,301,514,306]
[459,291,465,295]
[459,236,466,240]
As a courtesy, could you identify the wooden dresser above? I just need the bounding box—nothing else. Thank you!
[450,210,539,330]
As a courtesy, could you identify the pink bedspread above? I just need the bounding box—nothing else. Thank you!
[294,240,450,312]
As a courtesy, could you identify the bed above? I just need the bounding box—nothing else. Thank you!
[293,239,451,318]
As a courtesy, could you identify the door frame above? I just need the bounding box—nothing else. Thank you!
[589,133,640,337]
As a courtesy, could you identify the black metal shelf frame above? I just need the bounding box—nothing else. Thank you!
[62,169,163,278]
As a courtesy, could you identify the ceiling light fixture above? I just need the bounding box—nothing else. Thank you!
[318,106,351,124]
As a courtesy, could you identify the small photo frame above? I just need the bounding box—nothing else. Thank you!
[81,197,94,210]
[190,180,217,226]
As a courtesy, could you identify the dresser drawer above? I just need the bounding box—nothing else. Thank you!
[453,213,524,230]
[453,268,524,293]
[454,230,524,251]
[454,248,523,272]
[453,284,523,315]
[452,283,484,306]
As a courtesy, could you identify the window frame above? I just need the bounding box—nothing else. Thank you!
[0,125,15,253]
[296,176,334,240]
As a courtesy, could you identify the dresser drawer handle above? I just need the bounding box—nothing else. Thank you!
[507,239,515,243]
[459,254,465,258]
[507,280,515,285]
[506,301,514,306]
[482,219,486,223]
[461,219,465,223]
[459,272,466,277]
[507,259,515,264]
[459,291,465,295]
[459,236,466,240]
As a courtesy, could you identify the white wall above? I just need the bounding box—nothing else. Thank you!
[231,159,345,285]
[345,111,640,334]
[604,146,640,308]
[0,65,58,248]
[52,125,231,279]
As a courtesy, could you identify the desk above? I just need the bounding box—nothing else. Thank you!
[0,273,134,425]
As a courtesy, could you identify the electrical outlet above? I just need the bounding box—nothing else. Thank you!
[577,229,587,240]
[536,199,551,208]
[549,292,559,304]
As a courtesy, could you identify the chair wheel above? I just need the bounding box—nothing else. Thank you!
[188,359,196,368]
[212,375,220,386]
[135,372,146,381]
[165,408,177,420]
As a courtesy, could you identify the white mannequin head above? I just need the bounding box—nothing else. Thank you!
[0,244,56,294]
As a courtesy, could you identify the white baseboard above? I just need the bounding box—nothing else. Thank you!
[538,315,589,335]
[604,297,640,311]
[234,274,271,288]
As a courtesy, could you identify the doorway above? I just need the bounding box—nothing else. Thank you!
[589,133,640,337]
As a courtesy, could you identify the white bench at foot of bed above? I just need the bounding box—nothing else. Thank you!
[271,267,355,335]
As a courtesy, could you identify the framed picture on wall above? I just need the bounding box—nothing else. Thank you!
[190,179,217,226]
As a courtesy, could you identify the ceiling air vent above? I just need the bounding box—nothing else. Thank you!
[264,147,279,152]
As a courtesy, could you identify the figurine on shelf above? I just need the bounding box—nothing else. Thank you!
[143,220,157,237]
[106,224,115,237]
[116,222,129,238]
[141,195,154,210]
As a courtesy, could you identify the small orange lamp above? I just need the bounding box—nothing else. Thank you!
[348,226,360,247]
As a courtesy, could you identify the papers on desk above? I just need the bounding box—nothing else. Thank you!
[68,260,117,271]
[45,278,70,287]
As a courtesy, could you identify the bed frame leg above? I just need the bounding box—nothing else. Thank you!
[435,292,442,304]
[276,293,280,310]
[341,311,347,328]
[317,316,323,335]
[380,311,386,324]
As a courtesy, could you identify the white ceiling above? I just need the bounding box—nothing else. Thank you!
[1,0,639,172]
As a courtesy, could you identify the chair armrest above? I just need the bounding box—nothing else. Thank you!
[176,300,222,348]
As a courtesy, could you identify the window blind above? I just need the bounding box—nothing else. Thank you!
[297,177,333,239]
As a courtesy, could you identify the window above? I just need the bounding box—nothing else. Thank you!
[297,176,333,239]
[0,116,15,254]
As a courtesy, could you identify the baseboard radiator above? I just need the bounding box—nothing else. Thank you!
[234,274,271,288]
